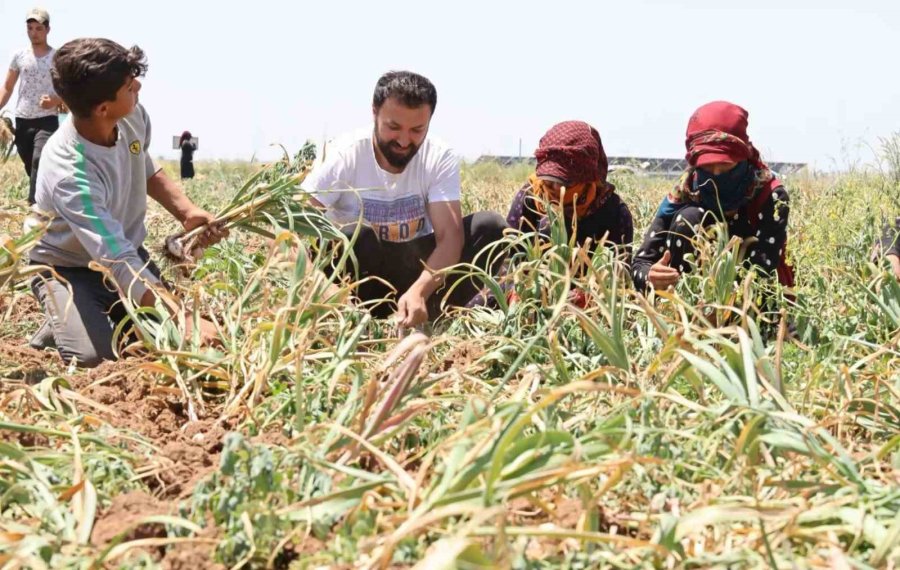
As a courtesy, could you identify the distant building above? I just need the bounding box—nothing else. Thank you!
[475,155,807,178]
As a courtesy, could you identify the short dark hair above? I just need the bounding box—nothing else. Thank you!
[372,71,437,114]
[52,38,148,118]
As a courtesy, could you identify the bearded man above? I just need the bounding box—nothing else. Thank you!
[302,71,505,327]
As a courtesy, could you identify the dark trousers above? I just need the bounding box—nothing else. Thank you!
[31,248,161,368]
[14,115,59,205]
[180,159,195,179]
[340,211,507,319]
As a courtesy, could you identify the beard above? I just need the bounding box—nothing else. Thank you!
[374,131,421,170]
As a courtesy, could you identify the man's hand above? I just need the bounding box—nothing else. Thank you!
[396,286,429,328]
[648,250,681,290]
[39,94,59,110]
[397,200,463,325]
[182,208,228,249]
[888,254,900,281]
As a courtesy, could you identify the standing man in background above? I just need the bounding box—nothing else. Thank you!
[0,8,63,204]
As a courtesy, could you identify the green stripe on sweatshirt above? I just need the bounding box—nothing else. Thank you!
[73,142,120,256]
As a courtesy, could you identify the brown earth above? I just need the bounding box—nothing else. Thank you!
[64,362,236,499]
[0,338,55,382]
[160,520,224,570]
[91,490,169,545]
[0,290,43,325]
[0,343,302,568]
[0,298,326,568]
[91,492,225,569]
[437,338,484,374]
[508,495,589,528]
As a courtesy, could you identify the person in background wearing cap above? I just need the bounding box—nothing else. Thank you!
[506,121,634,257]
[630,101,793,292]
[0,8,63,205]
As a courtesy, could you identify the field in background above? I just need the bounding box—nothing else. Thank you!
[0,155,899,569]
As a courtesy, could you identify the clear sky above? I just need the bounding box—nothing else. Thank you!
[2,0,899,169]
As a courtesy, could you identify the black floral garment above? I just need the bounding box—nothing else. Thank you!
[631,185,789,290]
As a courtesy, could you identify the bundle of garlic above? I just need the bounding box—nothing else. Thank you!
[163,167,342,263]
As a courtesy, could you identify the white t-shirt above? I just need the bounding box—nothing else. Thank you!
[9,47,57,119]
[301,128,460,243]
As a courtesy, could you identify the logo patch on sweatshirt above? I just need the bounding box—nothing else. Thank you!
[129,140,141,155]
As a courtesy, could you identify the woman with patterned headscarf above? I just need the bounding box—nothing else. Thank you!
[506,120,634,256]
[631,101,794,291]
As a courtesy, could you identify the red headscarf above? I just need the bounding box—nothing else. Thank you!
[670,101,780,205]
[685,101,763,169]
[530,121,613,218]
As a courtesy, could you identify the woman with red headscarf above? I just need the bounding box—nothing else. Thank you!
[631,101,793,291]
[506,121,634,256]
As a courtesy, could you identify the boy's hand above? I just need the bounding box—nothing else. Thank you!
[183,208,229,249]
[183,312,222,347]
[888,254,900,281]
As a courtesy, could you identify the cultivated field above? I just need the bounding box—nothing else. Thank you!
[0,150,898,569]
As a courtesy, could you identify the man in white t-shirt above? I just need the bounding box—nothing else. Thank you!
[0,8,64,205]
[302,71,506,328]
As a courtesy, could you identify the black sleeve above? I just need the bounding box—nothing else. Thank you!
[506,189,525,227]
[745,186,789,275]
[879,217,900,258]
[610,198,635,263]
[621,203,635,245]
[506,186,542,232]
[581,194,634,246]
[598,195,634,247]
[631,212,670,290]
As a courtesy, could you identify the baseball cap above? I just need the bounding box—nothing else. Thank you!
[25,8,50,25]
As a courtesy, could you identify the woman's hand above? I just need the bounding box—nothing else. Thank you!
[647,250,681,290]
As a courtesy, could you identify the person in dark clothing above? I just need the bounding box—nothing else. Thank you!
[631,101,793,292]
[877,219,900,280]
[506,120,634,258]
[179,130,195,179]
[340,211,506,319]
